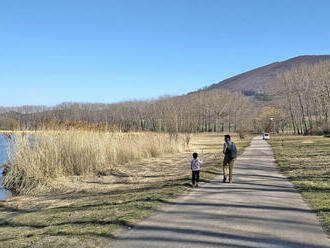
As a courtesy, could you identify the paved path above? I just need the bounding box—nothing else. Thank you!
[110,137,330,248]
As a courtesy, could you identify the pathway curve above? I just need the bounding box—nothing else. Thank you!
[110,136,330,248]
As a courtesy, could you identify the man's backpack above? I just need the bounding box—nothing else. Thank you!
[225,145,233,160]
[225,142,237,160]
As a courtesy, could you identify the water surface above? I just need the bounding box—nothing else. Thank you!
[0,134,12,199]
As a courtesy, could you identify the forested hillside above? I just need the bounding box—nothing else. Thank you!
[1,56,329,135]
[274,60,330,135]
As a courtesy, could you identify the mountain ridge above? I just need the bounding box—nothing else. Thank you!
[205,55,330,94]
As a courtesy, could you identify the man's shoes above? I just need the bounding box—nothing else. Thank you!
[223,177,227,183]
[195,183,198,188]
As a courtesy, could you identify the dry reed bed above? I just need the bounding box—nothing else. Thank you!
[3,131,186,195]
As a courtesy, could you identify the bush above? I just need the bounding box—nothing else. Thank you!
[237,129,248,139]
[242,90,256,96]
[322,125,330,135]
[254,93,272,101]
[308,124,330,136]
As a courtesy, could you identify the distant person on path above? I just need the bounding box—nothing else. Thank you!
[223,134,237,183]
[191,152,202,188]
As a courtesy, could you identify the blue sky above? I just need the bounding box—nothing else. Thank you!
[1,0,329,106]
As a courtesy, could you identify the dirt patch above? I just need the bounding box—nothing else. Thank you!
[301,140,314,144]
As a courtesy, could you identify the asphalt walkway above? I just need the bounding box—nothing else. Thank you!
[110,136,330,248]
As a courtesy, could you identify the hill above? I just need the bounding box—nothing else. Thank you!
[1,55,329,131]
[206,55,330,95]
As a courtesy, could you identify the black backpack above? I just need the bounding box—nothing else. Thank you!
[225,145,234,160]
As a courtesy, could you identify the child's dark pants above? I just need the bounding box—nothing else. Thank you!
[192,170,200,184]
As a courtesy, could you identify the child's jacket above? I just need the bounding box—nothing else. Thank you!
[191,159,202,171]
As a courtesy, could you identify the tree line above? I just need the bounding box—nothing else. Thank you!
[274,59,330,135]
[0,89,254,133]
[3,60,328,135]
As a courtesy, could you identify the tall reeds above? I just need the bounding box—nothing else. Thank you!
[3,131,185,194]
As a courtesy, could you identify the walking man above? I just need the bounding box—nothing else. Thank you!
[223,134,237,183]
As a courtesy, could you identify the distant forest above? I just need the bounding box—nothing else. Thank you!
[1,60,329,135]
[0,89,254,133]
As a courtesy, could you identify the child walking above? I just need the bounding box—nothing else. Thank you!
[191,152,202,188]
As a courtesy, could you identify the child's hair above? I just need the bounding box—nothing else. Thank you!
[193,152,198,159]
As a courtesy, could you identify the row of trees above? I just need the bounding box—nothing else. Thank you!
[0,105,52,114]
[1,89,255,133]
[2,60,328,135]
[274,60,330,134]
[252,106,287,133]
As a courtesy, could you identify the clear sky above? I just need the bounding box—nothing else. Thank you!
[1,0,329,106]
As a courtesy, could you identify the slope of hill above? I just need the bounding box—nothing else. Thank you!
[1,55,329,131]
[207,55,330,95]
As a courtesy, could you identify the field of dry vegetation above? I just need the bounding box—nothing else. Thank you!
[3,130,186,195]
[0,132,252,248]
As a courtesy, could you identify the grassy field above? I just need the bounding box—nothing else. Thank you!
[268,135,330,235]
[0,133,252,248]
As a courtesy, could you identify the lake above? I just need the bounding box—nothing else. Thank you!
[0,134,12,199]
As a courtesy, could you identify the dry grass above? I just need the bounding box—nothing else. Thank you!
[269,135,330,235]
[0,133,252,247]
[0,133,252,248]
[3,131,185,195]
